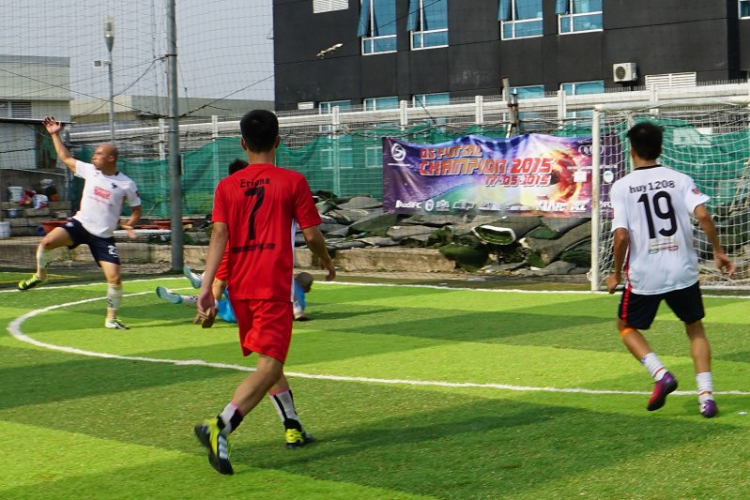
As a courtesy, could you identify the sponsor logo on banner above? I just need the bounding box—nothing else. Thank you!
[382,134,624,218]
[391,142,407,162]
[435,200,450,212]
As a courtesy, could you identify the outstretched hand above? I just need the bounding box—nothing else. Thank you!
[605,274,621,294]
[196,288,217,325]
[715,253,735,278]
[320,257,336,281]
[43,116,62,135]
[121,224,137,240]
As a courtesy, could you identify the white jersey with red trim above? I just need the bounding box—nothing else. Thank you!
[610,164,709,295]
[73,160,141,238]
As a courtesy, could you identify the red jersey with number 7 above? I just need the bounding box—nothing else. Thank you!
[211,163,321,301]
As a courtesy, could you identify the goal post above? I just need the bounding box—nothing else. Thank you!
[591,97,750,291]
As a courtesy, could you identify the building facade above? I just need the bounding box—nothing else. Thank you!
[0,55,70,174]
[273,0,750,111]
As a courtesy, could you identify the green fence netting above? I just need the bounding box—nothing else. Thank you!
[71,122,748,218]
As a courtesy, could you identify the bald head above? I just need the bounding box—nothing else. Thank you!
[100,143,119,159]
[92,143,120,173]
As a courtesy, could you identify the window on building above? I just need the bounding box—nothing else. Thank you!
[319,100,352,114]
[512,85,545,99]
[12,101,32,119]
[557,0,602,34]
[313,0,348,13]
[561,80,604,95]
[499,0,543,40]
[365,145,382,168]
[407,0,448,50]
[319,101,352,133]
[364,96,399,111]
[413,93,450,107]
[320,145,354,170]
[740,0,750,18]
[358,0,397,55]
[0,101,32,119]
[561,80,603,118]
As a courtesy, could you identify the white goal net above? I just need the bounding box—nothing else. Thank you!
[591,97,750,291]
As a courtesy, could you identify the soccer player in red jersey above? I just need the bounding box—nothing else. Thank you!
[193,110,335,475]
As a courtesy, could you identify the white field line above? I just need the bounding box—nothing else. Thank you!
[5,282,750,396]
[3,276,750,299]
[0,276,186,294]
[314,280,750,300]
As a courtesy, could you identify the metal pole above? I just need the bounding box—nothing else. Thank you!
[475,95,484,126]
[332,106,341,195]
[107,58,115,144]
[590,108,602,292]
[167,0,183,271]
[104,16,116,144]
[212,115,220,191]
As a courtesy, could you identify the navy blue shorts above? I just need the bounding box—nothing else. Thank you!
[618,281,705,330]
[62,218,121,266]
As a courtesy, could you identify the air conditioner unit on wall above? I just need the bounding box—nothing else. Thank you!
[613,62,638,83]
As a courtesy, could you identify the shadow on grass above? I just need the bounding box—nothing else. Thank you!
[0,377,738,499]
[0,345,232,411]
[317,306,610,342]
[242,396,737,499]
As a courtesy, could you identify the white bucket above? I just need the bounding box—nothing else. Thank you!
[8,186,24,203]
[33,194,49,209]
[0,221,10,239]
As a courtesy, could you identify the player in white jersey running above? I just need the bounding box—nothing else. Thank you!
[605,122,734,418]
[17,116,142,330]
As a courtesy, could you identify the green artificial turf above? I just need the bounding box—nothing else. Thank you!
[1,279,749,499]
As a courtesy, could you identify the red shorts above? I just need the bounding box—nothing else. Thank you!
[216,252,229,282]
[231,299,293,363]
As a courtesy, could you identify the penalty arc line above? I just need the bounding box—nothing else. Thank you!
[7,291,750,397]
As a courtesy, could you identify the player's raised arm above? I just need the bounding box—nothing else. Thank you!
[43,116,77,173]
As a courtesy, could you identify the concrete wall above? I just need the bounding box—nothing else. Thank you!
[0,238,457,273]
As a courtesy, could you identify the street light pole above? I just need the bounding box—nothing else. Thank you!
[104,16,115,144]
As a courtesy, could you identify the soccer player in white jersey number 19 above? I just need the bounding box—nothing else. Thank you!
[605,122,734,418]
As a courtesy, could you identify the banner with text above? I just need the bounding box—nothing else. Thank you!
[383,134,621,217]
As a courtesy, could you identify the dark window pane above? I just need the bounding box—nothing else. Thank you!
[373,0,397,35]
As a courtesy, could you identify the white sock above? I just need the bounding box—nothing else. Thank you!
[218,402,243,435]
[696,372,714,403]
[106,284,123,316]
[269,389,302,429]
[182,295,198,307]
[36,247,53,275]
[641,352,666,381]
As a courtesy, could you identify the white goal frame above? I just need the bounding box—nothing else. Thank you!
[591,96,750,291]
